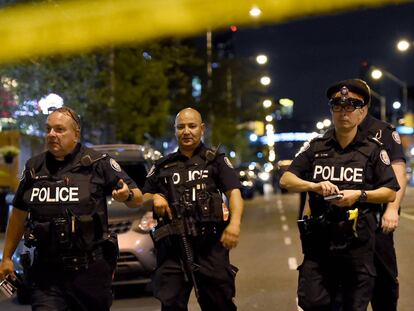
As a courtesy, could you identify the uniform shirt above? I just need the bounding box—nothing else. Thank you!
[288,128,399,215]
[359,114,405,163]
[13,143,137,212]
[143,143,241,197]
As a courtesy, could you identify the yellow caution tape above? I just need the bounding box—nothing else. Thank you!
[0,0,410,63]
[347,208,359,237]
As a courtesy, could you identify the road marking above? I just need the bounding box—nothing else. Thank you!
[282,224,289,231]
[288,257,297,270]
[296,297,304,311]
[280,215,287,222]
[284,237,292,245]
[401,212,414,221]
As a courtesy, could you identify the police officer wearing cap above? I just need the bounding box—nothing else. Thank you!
[0,107,143,310]
[280,84,399,311]
[142,107,243,311]
[327,79,406,311]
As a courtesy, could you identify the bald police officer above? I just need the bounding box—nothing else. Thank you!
[143,108,243,311]
[280,83,399,311]
[326,79,406,311]
[0,107,143,310]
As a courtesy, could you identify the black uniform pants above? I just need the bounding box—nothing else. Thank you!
[152,236,237,311]
[297,255,375,311]
[371,231,398,311]
[30,259,113,311]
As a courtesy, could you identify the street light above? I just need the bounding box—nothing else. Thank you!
[249,6,262,17]
[396,39,414,52]
[256,54,268,65]
[370,66,408,113]
[260,76,271,86]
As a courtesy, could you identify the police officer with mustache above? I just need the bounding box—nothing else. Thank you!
[280,82,400,311]
[0,107,143,310]
[143,108,243,311]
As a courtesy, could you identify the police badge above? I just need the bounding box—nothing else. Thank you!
[110,158,122,172]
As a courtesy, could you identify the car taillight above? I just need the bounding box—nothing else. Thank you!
[131,211,157,233]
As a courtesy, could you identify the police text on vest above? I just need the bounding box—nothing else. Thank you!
[313,165,363,182]
[30,187,80,202]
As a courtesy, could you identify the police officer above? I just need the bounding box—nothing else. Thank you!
[326,78,406,311]
[0,107,143,310]
[280,84,399,311]
[142,107,243,311]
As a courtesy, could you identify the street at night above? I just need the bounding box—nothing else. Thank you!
[2,189,414,311]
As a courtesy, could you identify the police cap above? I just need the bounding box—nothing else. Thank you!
[326,78,371,106]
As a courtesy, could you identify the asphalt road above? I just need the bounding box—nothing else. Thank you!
[1,189,414,310]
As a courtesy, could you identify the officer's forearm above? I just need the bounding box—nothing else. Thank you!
[2,208,28,260]
[365,187,396,204]
[388,161,407,210]
[226,188,243,226]
[124,188,143,208]
[279,171,314,193]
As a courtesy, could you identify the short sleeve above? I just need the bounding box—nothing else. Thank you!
[381,128,405,163]
[287,142,314,179]
[371,148,400,191]
[142,164,164,195]
[12,165,30,211]
[213,155,241,193]
[97,156,138,194]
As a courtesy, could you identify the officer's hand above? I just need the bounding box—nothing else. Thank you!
[311,181,340,196]
[220,222,240,250]
[112,179,130,202]
[381,206,399,233]
[0,258,15,280]
[334,189,360,207]
[153,193,172,220]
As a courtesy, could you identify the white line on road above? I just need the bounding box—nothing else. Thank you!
[284,237,292,245]
[296,297,304,311]
[282,224,289,231]
[288,257,297,270]
[280,215,287,222]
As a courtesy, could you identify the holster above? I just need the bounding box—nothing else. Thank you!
[101,232,119,272]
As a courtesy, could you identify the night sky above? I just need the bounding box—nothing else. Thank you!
[236,2,414,132]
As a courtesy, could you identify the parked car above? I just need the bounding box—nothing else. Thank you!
[91,144,160,285]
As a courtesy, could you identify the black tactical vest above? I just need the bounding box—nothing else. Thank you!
[307,135,381,217]
[22,149,108,253]
[156,149,225,224]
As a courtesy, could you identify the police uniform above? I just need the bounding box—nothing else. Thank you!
[358,113,405,311]
[13,143,137,311]
[288,128,399,311]
[143,143,240,311]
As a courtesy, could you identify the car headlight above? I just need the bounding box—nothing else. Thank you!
[131,211,158,233]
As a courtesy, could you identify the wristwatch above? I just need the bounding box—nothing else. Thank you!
[358,190,367,203]
[125,189,134,202]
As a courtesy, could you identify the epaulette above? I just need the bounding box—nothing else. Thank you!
[368,136,384,147]
[154,152,177,169]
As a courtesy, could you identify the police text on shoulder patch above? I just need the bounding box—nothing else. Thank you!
[392,131,401,144]
[146,165,155,177]
[380,150,391,165]
[224,157,234,168]
[110,158,122,172]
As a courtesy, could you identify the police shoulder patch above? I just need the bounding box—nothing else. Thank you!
[146,164,156,177]
[392,131,401,144]
[110,158,122,172]
[224,157,234,168]
[380,150,391,165]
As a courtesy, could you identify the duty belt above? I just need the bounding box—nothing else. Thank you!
[35,246,104,272]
